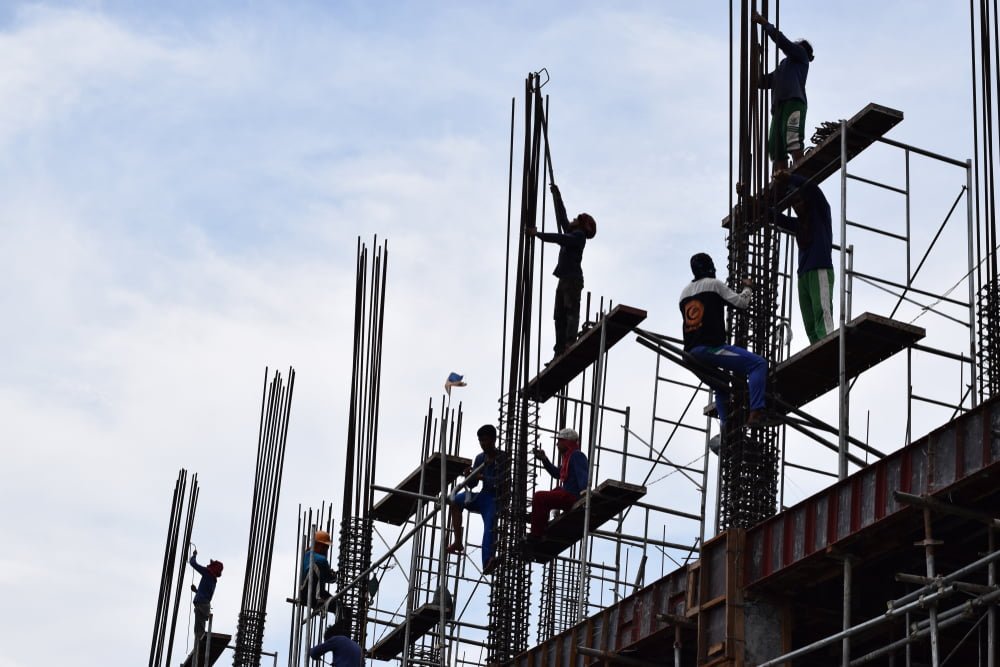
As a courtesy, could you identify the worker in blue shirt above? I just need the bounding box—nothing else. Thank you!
[189,550,223,644]
[754,11,814,172]
[300,530,336,613]
[527,183,597,359]
[529,427,588,539]
[309,613,362,667]
[447,424,507,574]
[772,172,835,344]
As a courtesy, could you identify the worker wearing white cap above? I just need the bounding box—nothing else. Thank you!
[529,427,588,539]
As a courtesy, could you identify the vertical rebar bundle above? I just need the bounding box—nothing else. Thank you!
[233,367,296,667]
[971,0,1000,400]
[336,238,388,647]
[148,469,199,667]
[537,556,583,642]
[720,0,781,530]
[490,72,547,664]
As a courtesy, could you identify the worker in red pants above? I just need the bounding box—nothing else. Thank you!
[529,428,588,541]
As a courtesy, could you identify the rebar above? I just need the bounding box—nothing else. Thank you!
[233,367,296,667]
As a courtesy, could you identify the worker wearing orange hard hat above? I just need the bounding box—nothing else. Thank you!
[300,529,337,613]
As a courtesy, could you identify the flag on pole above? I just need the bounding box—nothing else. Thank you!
[445,372,467,396]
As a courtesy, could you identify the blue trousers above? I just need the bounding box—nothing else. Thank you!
[689,344,768,426]
[452,491,496,566]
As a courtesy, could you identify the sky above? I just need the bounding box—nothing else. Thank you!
[0,2,981,666]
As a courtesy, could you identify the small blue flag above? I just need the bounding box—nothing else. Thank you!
[445,372,467,396]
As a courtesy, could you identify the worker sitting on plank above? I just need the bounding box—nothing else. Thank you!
[527,427,589,548]
[300,530,337,613]
[679,253,769,428]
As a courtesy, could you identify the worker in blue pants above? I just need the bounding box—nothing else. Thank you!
[447,424,506,574]
[679,253,769,428]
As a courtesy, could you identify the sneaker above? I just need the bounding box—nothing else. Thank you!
[446,543,465,555]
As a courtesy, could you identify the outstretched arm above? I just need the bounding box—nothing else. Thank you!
[712,277,753,310]
[757,16,810,62]
[550,184,570,233]
[189,554,209,576]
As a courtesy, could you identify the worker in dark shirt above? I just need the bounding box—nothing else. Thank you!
[447,424,506,574]
[300,530,337,613]
[189,551,223,644]
[526,183,597,359]
[679,253,768,427]
[772,172,835,343]
[754,11,814,172]
[309,613,362,667]
[528,428,588,540]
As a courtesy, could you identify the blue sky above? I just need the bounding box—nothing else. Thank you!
[0,2,980,666]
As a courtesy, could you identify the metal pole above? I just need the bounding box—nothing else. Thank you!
[967,158,980,409]
[438,416,448,667]
[922,509,941,667]
[577,313,607,622]
[757,585,959,666]
[842,557,852,666]
[989,527,996,667]
[838,119,850,480]
[401,414,432,667]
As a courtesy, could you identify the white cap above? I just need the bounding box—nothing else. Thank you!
[555,427,579,440]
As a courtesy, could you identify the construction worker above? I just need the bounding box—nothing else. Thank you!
[526,183,597,360]
[753,10,814,172]
[679,253,769,427]
[301,530,336,613]
[772,172,834,344]
[189,550,223,644]
[309,611,361,667]
[528,428,588,542]
[447,424,506,575]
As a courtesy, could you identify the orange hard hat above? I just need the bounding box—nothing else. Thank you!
[314,530,332,545]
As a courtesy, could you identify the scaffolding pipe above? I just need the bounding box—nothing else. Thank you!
[891,545,1000,609]
[838,118,850,481]
[756,585,958,667]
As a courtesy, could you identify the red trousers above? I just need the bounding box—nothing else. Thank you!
[530,488,578,536]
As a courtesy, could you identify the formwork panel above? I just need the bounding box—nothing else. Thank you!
[745,397,1000,589]
[860,467,876,528]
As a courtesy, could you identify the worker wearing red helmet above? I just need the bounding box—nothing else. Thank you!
[527,183,597,360]
[189,550,223,644]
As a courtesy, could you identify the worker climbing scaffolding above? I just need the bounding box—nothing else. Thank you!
[446,423,506,574]
[770,171,835,344]
[301,530,337,614]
